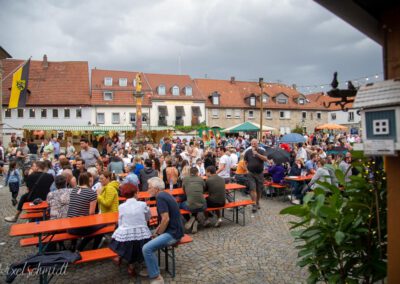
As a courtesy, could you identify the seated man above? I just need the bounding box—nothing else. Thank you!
[180,167,206,234]
[203,166,226,228]
[142,177,184,284]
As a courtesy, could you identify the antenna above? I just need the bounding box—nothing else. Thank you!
[178,54,181,75]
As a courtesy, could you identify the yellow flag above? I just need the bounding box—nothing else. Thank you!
[9,60,30,109]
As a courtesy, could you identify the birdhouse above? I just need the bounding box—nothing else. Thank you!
[353,79,400,155]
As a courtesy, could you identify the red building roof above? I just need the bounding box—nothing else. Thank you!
[1,58,90,106]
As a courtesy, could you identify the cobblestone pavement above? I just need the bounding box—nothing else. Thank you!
[0,178,307,284]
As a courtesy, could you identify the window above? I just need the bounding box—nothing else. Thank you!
[64,109,70,118]
[119,78,127,87]
[250,97,256,106]
[129,113,136,123]
[97,113,105,124]
[172,85,180,96]
[53,109,58,118]
[226,109,232,119]
[262,94,269,103]
[348,111,354,122]
[298,98,305,104]
[29,109,35,118]
[184,86,192,96]
[279,111,290,119]
[302,111,307,119]
[212,96,219,105]
[212,109,219,118]
[234,109,241,118]
[103,91,113,101]
[316,112,322,120]
[41,109,47,118]
[277,97,288,104]
[142,113,149,123]
[265,110,272,119]
[112,113,120,124]
[158,85,166,95]
[18,109,24,118]
[104,77,113,86]
[373,119,389,135]
[248,110,254,119]
[76,109,82,118]
[5,109,11,118]
[280,127,291,135]
[331,113,336,120]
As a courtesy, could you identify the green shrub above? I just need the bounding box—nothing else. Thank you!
[280,161,387,283]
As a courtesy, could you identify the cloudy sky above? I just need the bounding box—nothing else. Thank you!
[1,0,383,93]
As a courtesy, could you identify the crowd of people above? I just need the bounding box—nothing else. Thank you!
[1,132,360,283]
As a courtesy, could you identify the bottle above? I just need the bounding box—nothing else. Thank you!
[169,179,173,192]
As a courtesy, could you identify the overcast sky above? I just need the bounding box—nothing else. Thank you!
[1,0,383,93]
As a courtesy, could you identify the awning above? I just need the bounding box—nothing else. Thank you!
[23,125,174,131]
[192,106,201,116]
[158,106,168,116]
[222,122,276,133]
[175,106,185,116]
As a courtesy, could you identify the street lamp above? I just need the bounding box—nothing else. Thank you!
[259,77,264,141]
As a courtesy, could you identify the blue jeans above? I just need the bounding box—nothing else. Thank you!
[142,233,178,278]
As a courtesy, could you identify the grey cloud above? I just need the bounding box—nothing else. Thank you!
[0,0,382,92]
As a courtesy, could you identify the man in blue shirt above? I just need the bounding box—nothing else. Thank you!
[305,153,318,174]
[142,177,184,283]
[52,137,61,159]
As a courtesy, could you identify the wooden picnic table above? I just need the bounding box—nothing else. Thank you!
[284,175,314,182]
[22,201,49,211]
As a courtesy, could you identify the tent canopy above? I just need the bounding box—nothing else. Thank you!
[222,122,275,133]
[315,123,348,131]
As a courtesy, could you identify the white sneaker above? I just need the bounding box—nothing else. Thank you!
[150,275,164,284]
[4,216,17,223]
[291,199,301,205]
[214,218,222,228]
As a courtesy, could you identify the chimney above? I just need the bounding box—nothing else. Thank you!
[292,84,297,90]
[42,54,48,69]
[230,76,235,84]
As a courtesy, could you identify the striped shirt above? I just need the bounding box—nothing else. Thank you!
[67,187,97,218]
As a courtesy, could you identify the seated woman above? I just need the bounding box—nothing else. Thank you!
[47,175,72,219]
[289,158,305,204]
[67,172,104,251]
[267,163,286,184]
[234,153,248,192]
[109,183,152,276]
[97,171,119,213]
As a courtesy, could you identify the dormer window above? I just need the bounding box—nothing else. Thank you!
[119,78,127,87]
[211,92,220,105]
[262,94,269,103]
[184,86,193,96]
[103,91,113,101]
[104,77,113,86]
[250,97,256,106]
[158,85,166,95]
[276,93,288,104]
[172,85,180,96]
[298,98,305,104]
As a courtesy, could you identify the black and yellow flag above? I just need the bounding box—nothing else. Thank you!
[9,59,30,109]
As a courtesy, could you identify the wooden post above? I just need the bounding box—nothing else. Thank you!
[383,5,400,284]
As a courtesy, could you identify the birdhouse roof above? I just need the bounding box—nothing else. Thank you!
[354,79,400,109]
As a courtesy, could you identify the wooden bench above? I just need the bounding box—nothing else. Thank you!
[75,234,193,279]
[158,234,193,278]
[20,212,47,220]
[180,199,254,226]
[20,225,116,247]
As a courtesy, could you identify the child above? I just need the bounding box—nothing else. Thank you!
[5,161,21,206]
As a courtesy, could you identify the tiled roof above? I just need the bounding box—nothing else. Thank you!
[143,73,205,101]
[91,69,152,106]
[1,58,90,106]
[306,92,355,110]
[194,78,328,110]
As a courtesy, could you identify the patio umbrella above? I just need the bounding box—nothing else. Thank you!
[280,133,306,143]
[315,123,347,130]
[264,147,290,165]
[222,121,275,133]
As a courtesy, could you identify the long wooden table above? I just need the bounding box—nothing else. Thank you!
[284,174,314,182]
